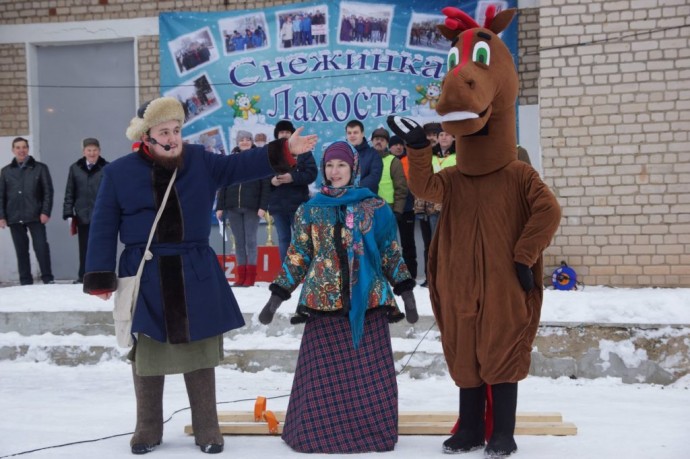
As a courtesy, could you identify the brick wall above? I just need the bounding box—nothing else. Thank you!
[518,7,539,105]
[0,0,261,24]
[138,36,160,104]
[0,44,28,136]
[540,0,690,286]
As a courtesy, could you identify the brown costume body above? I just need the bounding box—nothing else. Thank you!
[407,148,559,387]
[407,8,561,389]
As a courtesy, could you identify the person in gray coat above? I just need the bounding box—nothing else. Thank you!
[62,137,109,283]
[0,137,54,285]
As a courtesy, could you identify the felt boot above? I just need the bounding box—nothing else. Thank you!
[130,365,164,455]
[184,368,224,454]
[242,265,256,287]
[484,383,518,458]
[442,384,486,454]
[232,265,246,287]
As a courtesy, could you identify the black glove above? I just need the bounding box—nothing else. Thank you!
[386,115,430,149]
[515,262,534,293]
[401,290,418,324]
[259,294,283,324]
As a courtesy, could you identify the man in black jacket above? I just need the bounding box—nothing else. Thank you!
[63,138,109,283]
[267,120,318,263]
[0,137,54,285]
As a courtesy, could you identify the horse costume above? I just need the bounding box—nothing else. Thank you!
[388,6,561,457]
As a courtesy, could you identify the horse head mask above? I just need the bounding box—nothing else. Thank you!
[435,6,518,176]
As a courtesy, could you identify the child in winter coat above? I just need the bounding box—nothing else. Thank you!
[259,141,417,453]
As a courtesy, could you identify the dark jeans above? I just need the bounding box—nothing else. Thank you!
[272,212,295,263]
[396,211,417,279]
[9,222,54,284]
[77,223,90,281]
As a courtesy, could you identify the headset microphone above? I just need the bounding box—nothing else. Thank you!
[148,137,171,151]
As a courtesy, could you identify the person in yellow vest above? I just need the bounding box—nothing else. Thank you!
[371,128,408,219]
[414,128,456,287]
[433,128,457,171]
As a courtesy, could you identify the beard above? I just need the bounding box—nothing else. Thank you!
[150,148,184,170]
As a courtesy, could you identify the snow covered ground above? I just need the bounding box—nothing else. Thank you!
[1,284,689,458]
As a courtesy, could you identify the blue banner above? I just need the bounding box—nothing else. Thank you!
[159,0,517,159]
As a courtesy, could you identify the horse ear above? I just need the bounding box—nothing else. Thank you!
[437,24,459,41]
[487,8,516,35]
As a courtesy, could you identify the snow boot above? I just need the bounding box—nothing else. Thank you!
[484,383,518,458]
[130,365,164,455]
[442,384,486,454]
[233,265,246,287]
[242,265,257,287]
[184,368,224,454]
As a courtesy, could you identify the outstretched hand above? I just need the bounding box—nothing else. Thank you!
[386,115,430,149]
[288,127,318,155]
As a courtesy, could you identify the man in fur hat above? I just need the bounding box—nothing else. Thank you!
[82,96,316,455]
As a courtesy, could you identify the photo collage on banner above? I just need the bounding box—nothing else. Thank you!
[160,0,517,163]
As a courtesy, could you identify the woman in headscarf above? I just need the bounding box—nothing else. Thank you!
[259,141,417,453]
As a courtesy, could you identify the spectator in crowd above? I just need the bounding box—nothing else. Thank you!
[0,137,54,285]
[62,137,109,284]
[254,132,267,148]
[423,122,441,148]
[388,135,417,280]
[433,129,457,172]
[344,120,383,193]
[517,144,532,165]
[415,127,457,287]
[216,130,271,287]
[370,127,408,219]
[267,120,318,262]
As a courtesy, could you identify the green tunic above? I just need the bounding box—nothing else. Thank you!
[128,334,224,376]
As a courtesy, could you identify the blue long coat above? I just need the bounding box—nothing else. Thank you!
[84,143,286,343]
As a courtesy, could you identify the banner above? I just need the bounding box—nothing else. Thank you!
[159,0,517,160]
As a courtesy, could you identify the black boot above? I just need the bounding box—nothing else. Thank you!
[184,368,224,454]
[442,385,486,454]
[130,365,164,455]
[484,383,518,458]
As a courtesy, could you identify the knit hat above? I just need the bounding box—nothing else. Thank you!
[423,122,442,135]
[82,138,100,149]
[274,120,295,139]
[126,97,186,141]
[371,127,390,141]
[389,135,404,147]
[236,130,253,143]
[323,141,355,169]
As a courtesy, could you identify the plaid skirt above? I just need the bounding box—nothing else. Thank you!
[281,308,398,453]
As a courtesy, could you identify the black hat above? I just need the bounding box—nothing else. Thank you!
[371,127,390,141]
[423,122,442,135]
[389,135,404,147]
[274,120,296,140]
[82,137,100,149]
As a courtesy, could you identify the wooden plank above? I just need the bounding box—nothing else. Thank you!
[187,420,577,437]
[217,411,563,423]
[397,421,577,436]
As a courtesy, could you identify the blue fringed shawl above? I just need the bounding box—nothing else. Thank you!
[303,185,385,349]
